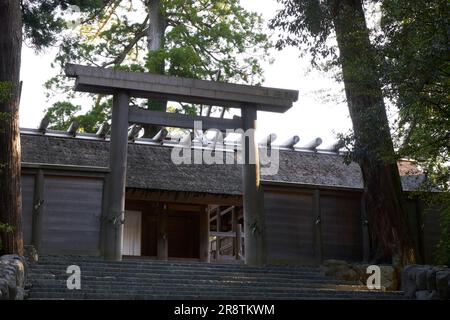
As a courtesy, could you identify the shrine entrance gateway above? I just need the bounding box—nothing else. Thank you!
[66,64,298,266]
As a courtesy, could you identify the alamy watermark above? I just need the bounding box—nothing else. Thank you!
[170,121,280,175]
[366,265,381,290]
[66,265,81,290]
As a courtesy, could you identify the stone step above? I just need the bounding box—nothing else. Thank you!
[27,291,403,300]
[29,279,372,292]
[29,266,324,278]
[28,275,356,289]
[29,288,382,297]
[28,271,331,284]
[26,256,405,300]
[28,266,322,278]
[30,262,321,275]
[33,256,321,272]
[29,275,358,287]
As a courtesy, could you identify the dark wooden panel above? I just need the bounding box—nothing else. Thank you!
[21,175,35,245]
[405,199,422,259]
[321,193,363,261]
[422,207,442,264]
[42,176,103,255]
[264,190,315,263]
[141,213,158,257]
[168,212,200,259]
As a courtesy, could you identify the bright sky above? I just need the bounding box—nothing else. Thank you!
[19,0,352,148]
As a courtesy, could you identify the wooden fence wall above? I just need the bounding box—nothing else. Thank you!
[21,168,106,256]
[262,182,442,265]
[19,170,442,263]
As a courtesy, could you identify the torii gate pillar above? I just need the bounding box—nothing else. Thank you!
[103,91,129,261]
[241,105,266,266]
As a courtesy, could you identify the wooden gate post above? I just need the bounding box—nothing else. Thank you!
[313,189,324,264]
[241,105,266,266]
[361,197,370,263]
[31,169,44,253]
[103,90,130,261]
[157,203,168,260]
[199,206,210,262]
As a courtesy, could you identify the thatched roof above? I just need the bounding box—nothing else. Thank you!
[20,133,424,195]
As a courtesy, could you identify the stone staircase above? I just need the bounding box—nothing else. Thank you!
[26,256,404,300]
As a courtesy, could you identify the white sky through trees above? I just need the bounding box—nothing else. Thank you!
[19,0,353,147]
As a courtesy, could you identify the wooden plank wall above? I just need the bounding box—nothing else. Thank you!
[263,183,444,265]
[41,176,103,255]
[18,171,443,262]
[264,186,364,264]
[320,192,363,261]
[264,189,315,263]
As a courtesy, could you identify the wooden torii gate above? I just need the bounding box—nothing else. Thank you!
[66,64,298,266]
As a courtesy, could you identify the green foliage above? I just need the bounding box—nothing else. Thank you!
[270,0,337,66]
[45,0,272,132]
[414,190,450,266]
[0,112,11,123]
[76,98,112,132]
[21,0,104,50]
[44,101,81,130]
[0,81,13,103]
[0,222,14,251]
[378,0,450,262]
[380,0,450,187]
[0,82,13,133]
[45,99,111,132]
[271,0,449,183]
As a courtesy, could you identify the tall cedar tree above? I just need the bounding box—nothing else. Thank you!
[271,0,417,266]
[0,0,23,255]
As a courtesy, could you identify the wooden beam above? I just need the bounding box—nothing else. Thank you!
[232,207,239,260]
[215,207,221,232]
[236,224,242,260]
[128,106,241,130]
[199,206,210,262]
[103,91,129,261]
[125,188,242,206]
[167,203,202,212]
[66,64,298,112]
[210,231,245,238]
[313,189,324,264]
[31,170,44,253]
[22,162,109,174]
[219,205,234,217]
[361,197,370,263]
[157,204,168,261]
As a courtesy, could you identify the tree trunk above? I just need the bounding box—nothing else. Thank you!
[144,0,167,138]
[0,0,23,255]
[332,0,417,266]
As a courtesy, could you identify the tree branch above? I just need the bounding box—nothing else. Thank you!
[102,16,150,68]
